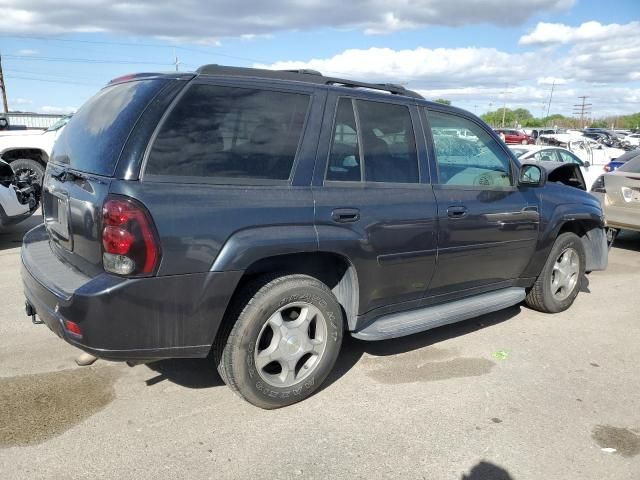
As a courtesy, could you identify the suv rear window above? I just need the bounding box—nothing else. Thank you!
[51,79,167,176]
[145,84,311,182]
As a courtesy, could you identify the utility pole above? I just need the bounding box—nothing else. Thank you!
[572,96,592,126]
[173,49,180,72]
[500,84,512,128]
[545,80,555,119]
[0,53,9,114]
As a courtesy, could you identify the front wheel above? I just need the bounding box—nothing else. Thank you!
[214,274,344,409]
[525,232,585,313]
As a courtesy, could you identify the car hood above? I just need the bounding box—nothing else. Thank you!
[0,130,45,137]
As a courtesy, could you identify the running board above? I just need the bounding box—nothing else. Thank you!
[352,287,526,341]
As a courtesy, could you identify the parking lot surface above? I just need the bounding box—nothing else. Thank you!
[1,215,639,480]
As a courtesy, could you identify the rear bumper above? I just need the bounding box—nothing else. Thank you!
[21,224,243,361]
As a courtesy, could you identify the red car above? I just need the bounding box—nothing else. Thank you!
[495,128,535,145]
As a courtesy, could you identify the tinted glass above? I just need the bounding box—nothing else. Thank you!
[51,80,166,175]
[557,150,583,165]
[357,100,418,183]
[532,150,559,162]
[427,110,512,186]
[146,84,310,181]
[618,155,640,173]
[327,98,361,181]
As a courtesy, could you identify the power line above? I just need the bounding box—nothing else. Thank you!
[3,75,101,87]
[3,54,174,66]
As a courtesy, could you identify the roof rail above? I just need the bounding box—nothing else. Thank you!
[195,64,423,99]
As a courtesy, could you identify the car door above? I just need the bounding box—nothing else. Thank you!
[312,94,438,316]
[556,148,596,187]
[422,107,540,300]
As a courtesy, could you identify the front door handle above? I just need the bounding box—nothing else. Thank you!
[447,206,468,219]
[331,208,360,223]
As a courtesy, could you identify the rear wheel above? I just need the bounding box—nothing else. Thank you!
[214,274,344,409]
[525,232,585,313]
[11,159,45,187]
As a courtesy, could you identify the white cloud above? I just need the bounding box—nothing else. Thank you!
[0,0,574,39]
[40,105,76,114]
[257,43,640,116]
[537,77,568,85]
[519,21,639,46]
[518,22,640,83]
[257,47,539,87]
[17,48,38,55]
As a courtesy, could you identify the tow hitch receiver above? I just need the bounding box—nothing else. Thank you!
[26,302,42,324]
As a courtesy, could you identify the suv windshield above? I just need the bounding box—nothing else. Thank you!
[50,79,167,176]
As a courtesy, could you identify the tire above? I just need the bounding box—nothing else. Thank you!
[525,232,585,313]
[11,158,45,186]
[214,274,344,409]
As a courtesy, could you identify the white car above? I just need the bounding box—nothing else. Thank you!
[0,159,39,227]
[625,133,640,146]
[510,145,601,189]
[0,116,70,186]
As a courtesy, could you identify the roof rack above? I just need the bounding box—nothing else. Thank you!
[195,64,423,99]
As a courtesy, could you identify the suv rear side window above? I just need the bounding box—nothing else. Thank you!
[51,79,167,176]
[145,84,311,181]
[326,98,418,183]
[427,110,512,187]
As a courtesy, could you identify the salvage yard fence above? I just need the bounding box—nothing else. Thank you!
[4,113,67,130]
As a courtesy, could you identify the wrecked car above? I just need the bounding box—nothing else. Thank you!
[0,159,40,227]
[0,116,70,187]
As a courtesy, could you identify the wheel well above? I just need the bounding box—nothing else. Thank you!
[228,252,359,330]
[1,149,48,165]
[557,220,607,271]
[558,220,588,238]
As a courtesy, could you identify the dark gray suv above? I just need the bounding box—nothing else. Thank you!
[21,65,608,408]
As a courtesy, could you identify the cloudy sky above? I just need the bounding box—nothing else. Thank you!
[1,0,638,117]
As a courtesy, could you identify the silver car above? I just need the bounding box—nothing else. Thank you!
[591,153,640,234]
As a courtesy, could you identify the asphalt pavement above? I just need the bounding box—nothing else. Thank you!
[1,214,639,479]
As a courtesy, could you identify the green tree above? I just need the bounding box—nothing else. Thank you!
[433,98,451,105]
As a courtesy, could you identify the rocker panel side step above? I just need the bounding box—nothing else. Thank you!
[352,287,525,341]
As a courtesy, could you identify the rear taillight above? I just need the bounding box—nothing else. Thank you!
[101,197,160,276]
[591,176,606,193]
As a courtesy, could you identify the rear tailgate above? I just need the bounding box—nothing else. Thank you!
[43,78,175,276]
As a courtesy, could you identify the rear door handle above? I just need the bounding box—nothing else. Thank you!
[447,206,468,219]
[331,208,360,223]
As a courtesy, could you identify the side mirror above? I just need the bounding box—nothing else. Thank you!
[584,160,591,168]
[518,164,546,187]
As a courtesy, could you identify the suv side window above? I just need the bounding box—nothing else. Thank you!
[532,149,559,162]
[145,84,311,181]
[427,110,512,187]
[326,98,419,183]
[557,149,584,166]
[327,98,362,182]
